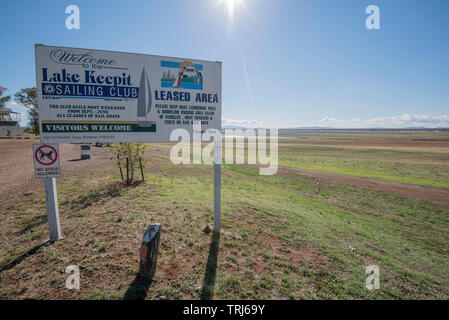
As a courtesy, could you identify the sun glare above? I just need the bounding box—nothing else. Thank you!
[225,0,241,19]
[218,0,245,36]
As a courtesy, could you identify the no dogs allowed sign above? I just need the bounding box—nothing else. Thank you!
[33,144,61,178]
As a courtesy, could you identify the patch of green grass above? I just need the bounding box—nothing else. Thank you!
[279,144,449,188]
[85,289,110,300]
[153,285,181,300]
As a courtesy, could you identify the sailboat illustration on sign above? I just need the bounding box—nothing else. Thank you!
[137,68,155,128]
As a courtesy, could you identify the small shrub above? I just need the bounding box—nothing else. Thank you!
[109,143,148,184]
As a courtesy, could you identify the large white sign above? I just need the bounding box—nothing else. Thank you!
[35,45,222,143]
[33,143,61,178]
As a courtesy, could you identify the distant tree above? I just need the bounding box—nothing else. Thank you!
[15,87,38,135]
[0,86,11,110]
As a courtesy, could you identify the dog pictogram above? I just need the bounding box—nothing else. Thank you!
[35,145,58,166]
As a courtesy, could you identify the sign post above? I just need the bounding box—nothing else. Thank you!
[33,143,62,240]
[213,134,222,233]
[43,177,61,240]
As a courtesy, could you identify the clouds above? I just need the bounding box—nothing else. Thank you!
[318,114,449,128]
[223,114,449,129]
[222,117,265,128]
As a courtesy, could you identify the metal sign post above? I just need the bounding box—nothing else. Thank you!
[213,137,222,233]
[43,177,62,240]
[33,143,62,241]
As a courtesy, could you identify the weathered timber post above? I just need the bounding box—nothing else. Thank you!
[138,224,161,281]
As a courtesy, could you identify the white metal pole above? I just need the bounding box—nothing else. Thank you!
[36,44,60,241]
[41,137,61,241]
[44,177,62,240]
[213,136,222,233]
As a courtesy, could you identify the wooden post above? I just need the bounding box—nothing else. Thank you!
[117,155,124,181]
[139,157,145,181]
[138,224,161,281]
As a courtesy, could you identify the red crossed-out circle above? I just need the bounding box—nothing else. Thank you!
[35,145,58,166]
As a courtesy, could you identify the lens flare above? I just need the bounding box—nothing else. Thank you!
[218,0,244,36]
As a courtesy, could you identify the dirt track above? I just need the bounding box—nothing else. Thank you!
[0,139,113,198]
[1,139,448,206]
[279,167,449,204]
[281,139,449,148]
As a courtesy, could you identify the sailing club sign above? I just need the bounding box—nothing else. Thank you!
[35,44,222,143]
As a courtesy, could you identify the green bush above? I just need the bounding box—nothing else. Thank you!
[109,142,148,184]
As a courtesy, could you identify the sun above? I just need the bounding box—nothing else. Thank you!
[217,0,245,36]
[206,0,252,37]
[223,0,242,19]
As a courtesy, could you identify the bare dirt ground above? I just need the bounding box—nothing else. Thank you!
[279,167,449,204]
[281,139,449,148]
[1,139,448,207]
[280,130,449,148]
[0,139,113,205]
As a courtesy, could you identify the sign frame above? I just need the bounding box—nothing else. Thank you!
[34,44,222,144]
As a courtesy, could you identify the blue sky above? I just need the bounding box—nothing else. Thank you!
[1,0,448,128]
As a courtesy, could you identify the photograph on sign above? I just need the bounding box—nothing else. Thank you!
[33,143,61,178]
[35,45,222,143]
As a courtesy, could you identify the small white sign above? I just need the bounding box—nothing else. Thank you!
[33,144,61,178]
